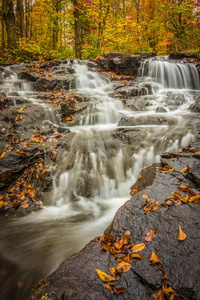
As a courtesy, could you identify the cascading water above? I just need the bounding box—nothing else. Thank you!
[0,57,199,300]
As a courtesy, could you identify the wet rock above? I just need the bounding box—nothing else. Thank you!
[94,52,156,76]
[125,97,148,111]
[0,146,44,191]
[34,76,76,91]
[169,52,186,60]
[31,145,200,300]
[156,106,167,113]
[190,96,200,112]
[118,115,177,126]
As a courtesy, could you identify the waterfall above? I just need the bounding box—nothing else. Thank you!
[140,58,200,89]
[0,57,199,300]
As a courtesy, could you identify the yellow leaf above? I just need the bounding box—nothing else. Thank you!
[142,194,148,199]
[131,243,145,252]
[18,107,24,113]
[0,201,4,208]
[163,286,176,295]
[96,269,116,282]
[180,164,189,173]
[149,251,159,263]
[188,195,200,203]
[131,189,138,196]
[178,225,186,241]
[116,261,132,273]
[0,152,6,159]
[137,172,142,180]
[132,253,143,260]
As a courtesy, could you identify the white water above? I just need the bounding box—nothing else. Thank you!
[0,58,199,300]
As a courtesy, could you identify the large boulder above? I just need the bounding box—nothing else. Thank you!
[31,145,200,300]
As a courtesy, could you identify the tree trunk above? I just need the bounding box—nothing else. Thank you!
[73,0,82,59]
[25,0,30,40]
[16,0,25,38]
[3,0,18,49]
[52,0,59,50]
[1,0,5,50]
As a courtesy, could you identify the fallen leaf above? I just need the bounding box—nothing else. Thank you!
[16,150,29,156]
[152,201,159,212]
[178,184,191,192]
[180,164,189,173]
[124,230,131,238]
[142,194,148,199]
[145,229,156,242]
[109,266,116,277]
[17,282,24,289]
[18,107,24,113]
[179,194,189,203]
[0,152,6,159]
[178,225,186,241]
[0,201,4,208]
[96,269,117,282]
[114,286,126,295]
[21,203,29,209]
[131,243,145,252]
[172,191,182,198]
[188,195,200,202]
[193,151,200,155]
[116,261,132,273]
[149,251,159,263]
[170,157,177,161]
[132,253,143,260]
[137,172,142,180]
[131,189,138,196]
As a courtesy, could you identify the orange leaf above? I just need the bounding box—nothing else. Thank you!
[152,201,159,212]
[145,229,156,242]
[16,150,29,156]
[149,251,159,263]
[21,203,29,209]
[96,269,117,282]
[137,172,142,180]
[0,152,6,159]
[116,261,132,273]
[131,189,138,196]
[109,266,116,277]
[131,243,145,252]
[172,191,181,198]
[132,253,143,260]
[143,194,148,199]
[180,164,189,173]
[188,195,200,203]
[178,225,186,241]
[178,184,191,192]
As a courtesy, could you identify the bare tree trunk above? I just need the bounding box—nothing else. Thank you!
[73,0,82,59]
[3,0,18,49]
[16,0,25,38]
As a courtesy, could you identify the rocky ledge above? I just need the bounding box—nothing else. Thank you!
[31,143,200,300]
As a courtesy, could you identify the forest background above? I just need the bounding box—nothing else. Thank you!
[0,0,200,62]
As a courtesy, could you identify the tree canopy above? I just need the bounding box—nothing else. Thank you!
[0,0,199,61]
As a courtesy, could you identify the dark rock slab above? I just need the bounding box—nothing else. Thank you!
[34,76,76,91]
[94,52,156,76]
[0,146,44,191]
[31,145,200,300]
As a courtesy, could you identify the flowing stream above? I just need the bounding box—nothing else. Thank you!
[0,57,199,300]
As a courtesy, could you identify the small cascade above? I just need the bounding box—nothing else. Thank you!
[140,57,200,89]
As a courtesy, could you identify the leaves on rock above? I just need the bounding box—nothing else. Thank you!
[159,165,175,173]
[137,172,142,180]
[178,225,186,241]
[132,253,143,260]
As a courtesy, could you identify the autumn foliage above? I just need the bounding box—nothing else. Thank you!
[0,0,200,61]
